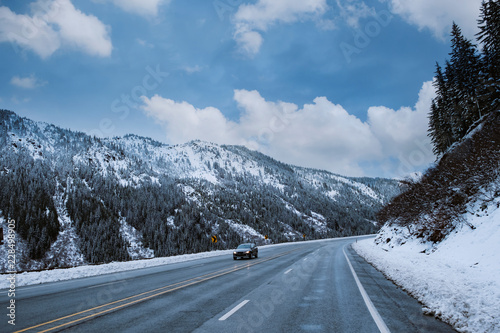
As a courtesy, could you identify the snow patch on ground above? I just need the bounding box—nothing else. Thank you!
[119,219,154,260]
[167,216,176,228]
[226,220,264,241]
[0,201,86,272]
[284,201,302,216]
[305,212,328,233]
[0,217,32,273]
[353,204,500,333]
[326,190,339,200]
[280,221,301,240]
[42,206,86,268]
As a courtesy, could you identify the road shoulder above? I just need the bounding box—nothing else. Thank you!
[346,244,456,332]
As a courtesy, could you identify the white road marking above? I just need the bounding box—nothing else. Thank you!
[219,300,250,321]
[343,246,391,333]
[284,269,293,274]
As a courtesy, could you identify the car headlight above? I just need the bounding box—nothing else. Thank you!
[246,251,251,254]
[233,252,237,255]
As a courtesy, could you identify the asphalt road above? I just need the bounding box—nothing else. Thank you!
[1,237,456,333]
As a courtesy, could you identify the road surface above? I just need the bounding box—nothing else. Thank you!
[1,237,456,332]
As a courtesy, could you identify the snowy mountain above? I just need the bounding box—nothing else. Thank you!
[0,109,400,272]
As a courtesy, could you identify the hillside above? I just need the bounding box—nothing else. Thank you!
[0,109,400,272]
[354,111,500,333]
[377,110,500,242]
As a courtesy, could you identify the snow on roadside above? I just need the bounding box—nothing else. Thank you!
[0,250,232,289]
[352,206,500,333]
[0,235,368,289]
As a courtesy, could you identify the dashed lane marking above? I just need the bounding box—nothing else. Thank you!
[218,300,250,321]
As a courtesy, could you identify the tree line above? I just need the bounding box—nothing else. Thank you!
[429,0,499,155]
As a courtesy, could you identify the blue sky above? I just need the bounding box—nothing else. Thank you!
[0,0,484,177]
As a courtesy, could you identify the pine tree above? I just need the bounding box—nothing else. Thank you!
[429,12,497,155]
[448,23,481,136]
[477,0,500,113]
[429,62,463,155]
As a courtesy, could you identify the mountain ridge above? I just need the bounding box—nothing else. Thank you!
[0,109,400,272]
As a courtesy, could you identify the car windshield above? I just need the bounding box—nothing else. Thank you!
[237,244,251,249]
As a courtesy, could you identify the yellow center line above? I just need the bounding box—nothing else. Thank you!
[13,265,239,333]
[15,248,301,333]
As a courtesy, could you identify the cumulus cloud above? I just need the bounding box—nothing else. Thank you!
[231,89,382,176]
[0,0,112,58]
[231,0,483,54]
[48,0,112,57]
[384,0,483,39]
[232,0,328,57]
[141,96,242,145]
[0,6,60,58]
[233,27,263,57]
[367,81,436,177]
[141,81,435,177]
[10,74,47,89]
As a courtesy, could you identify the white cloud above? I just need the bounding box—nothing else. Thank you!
[0,0,112,58]
[96,0,168,17]
[233,89,381,176]
[141,96,242,145]
[232,0,328,57]
[10,74,47,89]
[233,27,263,57]
[234,0,329,30]
[141,81,436,177]
[384,0,483,39]
[48,0,112,57]
[0,6,60,58]
[367,81,436,177]
[335,0,376,28]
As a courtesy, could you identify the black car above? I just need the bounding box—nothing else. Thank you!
[233,243,258,260]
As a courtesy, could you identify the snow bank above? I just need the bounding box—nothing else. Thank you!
[353,206,500,333]
[0,250,231,289]
[1,235,367,289]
